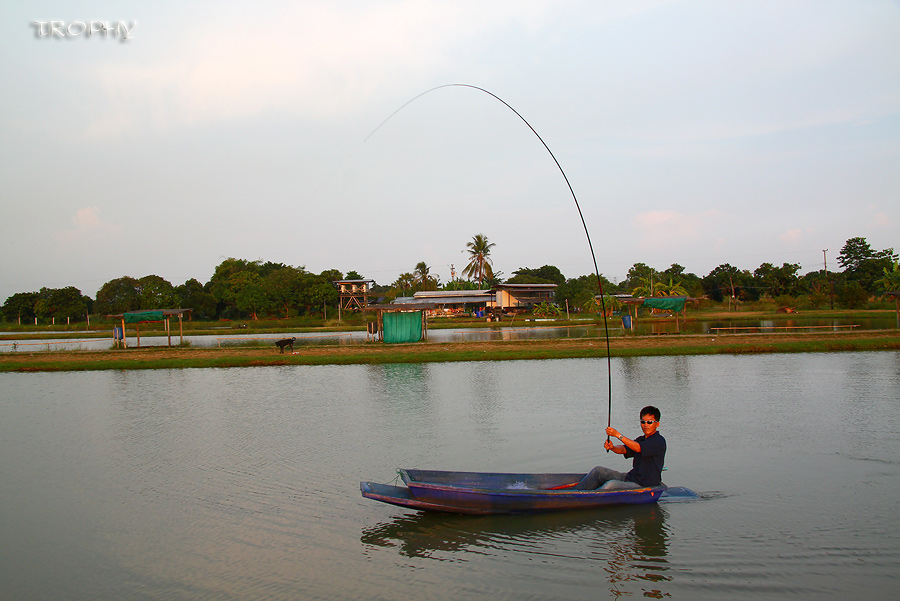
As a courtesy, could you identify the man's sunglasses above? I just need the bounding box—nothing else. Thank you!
[640,420,657,425]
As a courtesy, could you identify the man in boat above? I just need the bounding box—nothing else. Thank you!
[574,405,666,490]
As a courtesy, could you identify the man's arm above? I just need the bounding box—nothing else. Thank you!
[606,427,641,453]
[603,438,628,454]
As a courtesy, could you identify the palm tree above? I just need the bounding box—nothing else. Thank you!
[655,278,689,297]
[630,270,657,297]
[462,234,495,288]
[876,261,900,294]
[584,294,621,316]
[413,261,438,291]
[632,272,687,298]
[392,272,416,296]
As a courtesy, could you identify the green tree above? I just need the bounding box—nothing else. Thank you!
[258,261,289,277]
[875,260,900,294]
[303,271,341,316]
[1,291,40,323]
[653,278,689,297]
[507,265,565,285]
[622,263,654,293]
[208,258,264,318]
[662,264,702,296]
[208,259,260,309]
[484,270,505,287]
[462,234,495,287]
[837,280,868,309]
[96,276,141,314]
[631,272,665,297]
[264,266,305,318]
[532,301,562,317]
[443,279,480,291]
[586,294,622,315]
[413,261,439,291]
[556,273,613,311]
[800,270,830,309]
[392,272,416,297]
[701,264,752,303]
[228,271,266,320]
[837,237,897,293]
[174,279,216,320]
[34,287,87,322]
[752,262,802,298]
[137,275,175,309]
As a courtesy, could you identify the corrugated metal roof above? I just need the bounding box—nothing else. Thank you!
[413,289,493,298]
[493,283,558,290]
[398,292,493,305]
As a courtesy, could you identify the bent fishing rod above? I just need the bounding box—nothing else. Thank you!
[367,83,614,445]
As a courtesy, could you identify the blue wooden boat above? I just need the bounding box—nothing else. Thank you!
[360,469,667,515]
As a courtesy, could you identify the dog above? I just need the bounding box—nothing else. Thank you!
[275,337,296,354]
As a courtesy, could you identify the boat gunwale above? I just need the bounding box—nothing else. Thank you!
[399,468,666,497]
[403,480,664,497]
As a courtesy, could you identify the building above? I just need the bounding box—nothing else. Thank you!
[393,283,557,315]
[493,283,557,310]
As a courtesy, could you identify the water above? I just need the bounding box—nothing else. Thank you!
[1,352,898,599]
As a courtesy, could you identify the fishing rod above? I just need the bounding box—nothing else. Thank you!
[367,83,614,443]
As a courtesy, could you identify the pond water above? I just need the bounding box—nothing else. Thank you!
[1,352,899,600]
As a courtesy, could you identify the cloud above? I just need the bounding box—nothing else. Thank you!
[85,1,566,137]
[870,212,893,229]
[632,209,722,251]
[779,227,814,243]
[57,207,122,243]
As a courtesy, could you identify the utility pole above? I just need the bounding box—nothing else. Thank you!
[823,249,833,310]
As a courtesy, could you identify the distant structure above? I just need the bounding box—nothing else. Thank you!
[332,279,375,317]
[106,308,193,348]
[393,283,557,315]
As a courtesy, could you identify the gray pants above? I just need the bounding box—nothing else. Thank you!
[574,466,640,490]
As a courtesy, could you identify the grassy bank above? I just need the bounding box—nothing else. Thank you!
[1,331,898,372]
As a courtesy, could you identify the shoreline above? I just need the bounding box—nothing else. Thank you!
[1,330,898,372]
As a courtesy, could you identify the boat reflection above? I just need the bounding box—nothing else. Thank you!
[361,504,671,596]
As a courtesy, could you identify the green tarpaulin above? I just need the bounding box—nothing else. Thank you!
[123,310,165,324]
[382,311,423,343]
[642,297,687,312]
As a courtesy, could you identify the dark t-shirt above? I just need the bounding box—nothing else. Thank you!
[623,432,666,486]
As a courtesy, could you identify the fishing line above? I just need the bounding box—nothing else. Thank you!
[367,83,614,439]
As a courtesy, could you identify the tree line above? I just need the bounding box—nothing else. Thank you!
[2,236,897,324]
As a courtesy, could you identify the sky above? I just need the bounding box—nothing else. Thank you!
[2,1,898,302]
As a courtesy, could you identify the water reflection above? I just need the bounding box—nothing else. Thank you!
[361,504,671,598]
[365,363,439,444]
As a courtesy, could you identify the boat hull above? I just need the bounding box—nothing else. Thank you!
[360,469,667,515]
[360,481,497,515]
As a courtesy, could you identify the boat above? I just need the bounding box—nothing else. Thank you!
[360,469,668,515]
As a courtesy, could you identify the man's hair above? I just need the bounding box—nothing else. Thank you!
[640,405,660,421]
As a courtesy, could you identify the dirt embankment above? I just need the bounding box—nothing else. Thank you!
[1,330,899,372]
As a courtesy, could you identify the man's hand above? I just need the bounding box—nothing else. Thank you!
[606,426,621,439]
[603,439,615,451]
